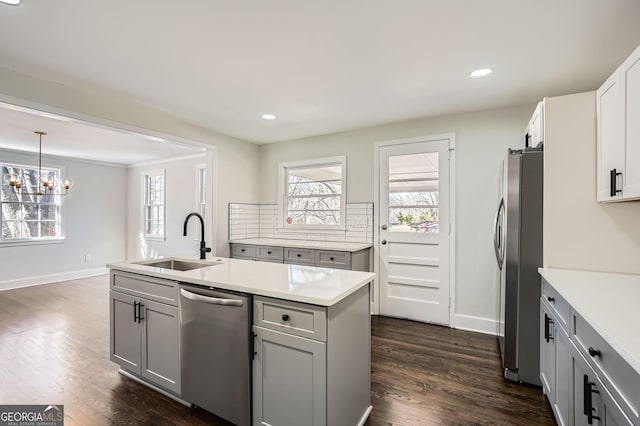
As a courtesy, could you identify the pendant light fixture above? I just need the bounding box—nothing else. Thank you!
[3,131,74,196]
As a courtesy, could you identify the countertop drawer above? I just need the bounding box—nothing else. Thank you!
[231,243,256,259]
[110,270,178,306]
[255,246,284,262]
[315,250,351,270]
[254,296,327,342]
[542,278,570,333]
[284,247,315,265]
[573,310,640,422]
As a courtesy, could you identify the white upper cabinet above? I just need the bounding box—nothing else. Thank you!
[525,101,545,148]
[597,43,640,202]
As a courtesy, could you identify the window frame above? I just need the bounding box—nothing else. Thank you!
[1,162,66,245]
[142,169,166,240]
[278,156,347,230]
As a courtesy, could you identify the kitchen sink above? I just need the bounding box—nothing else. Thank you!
[136,259,217,271]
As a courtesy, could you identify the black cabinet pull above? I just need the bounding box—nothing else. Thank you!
[547,296,555,302]
[583,375,601,424]
[329,257,335,261]
[544,314,554,342]
[241,248,245,252]
[296,254,301,257]
[267,251,272,254]
[282,314,290,322]
[134,301,138,322]
[588,347,602,358]
[610,168,622,197]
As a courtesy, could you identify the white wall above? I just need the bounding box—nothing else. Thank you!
[0,149,126,288]
[127,154,216,260]
[259,104,535,333]
[544,92,640,273]
[0,67,260,257]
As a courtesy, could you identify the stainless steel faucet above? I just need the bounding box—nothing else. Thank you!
[183,212,211,259]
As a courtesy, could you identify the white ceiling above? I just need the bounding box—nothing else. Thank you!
[1,1,640,144]
[0,104,205,165]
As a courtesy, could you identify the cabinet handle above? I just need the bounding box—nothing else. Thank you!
[381,240,387,245]
[588,347,602,358]
[241,248,245,252]
[544,314,554,342]
[610,169,622,197]
[525,133,531,148]
[282,314,290,322]
[329,257,335,261]
[267,251,272,254]
[134,301,139,322]
[296,254,301,257]
[583,375,601,424]
[547,296,555,303]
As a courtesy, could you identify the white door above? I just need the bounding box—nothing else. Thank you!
[378,138,451,325]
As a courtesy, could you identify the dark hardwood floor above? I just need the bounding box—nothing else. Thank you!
[0,276,554,425]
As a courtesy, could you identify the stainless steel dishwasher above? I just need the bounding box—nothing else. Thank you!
[179,283,251,426]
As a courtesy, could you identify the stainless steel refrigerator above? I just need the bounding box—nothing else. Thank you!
[494,147,543,386]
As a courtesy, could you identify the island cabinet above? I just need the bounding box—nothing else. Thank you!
[540,273,639,426]
[252,285,371,426]
[597,43,640,202]
[109,271,181,395]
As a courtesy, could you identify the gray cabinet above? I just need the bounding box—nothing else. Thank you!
[541,277,637,426]
[253,286,371,426]
[230,242,371,271]
[110,271,180,395]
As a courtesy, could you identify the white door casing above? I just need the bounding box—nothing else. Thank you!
[376,136,454,325]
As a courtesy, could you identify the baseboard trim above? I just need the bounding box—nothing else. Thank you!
[0,267,109,291]
[451,313,498,336]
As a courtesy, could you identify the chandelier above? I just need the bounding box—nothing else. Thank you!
[3,131,74,196]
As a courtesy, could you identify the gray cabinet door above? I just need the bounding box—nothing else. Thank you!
[555,326,571,426]
[140,299,180,394]
[540,300,556,402]
[110,291,141,373]
[253,326,326,426]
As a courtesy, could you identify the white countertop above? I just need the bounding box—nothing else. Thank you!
[539,268,640,376]
[108,255,375,307]
[229,238,372,252]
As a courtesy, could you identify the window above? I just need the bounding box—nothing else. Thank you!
[279,157,346,228]
[1,164,62,241]
[196,165,206,218]
[144,170,165,239]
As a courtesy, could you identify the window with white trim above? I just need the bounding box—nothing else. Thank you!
[1,164,63,241]
[143,170,165,238]
[279,157,346,228]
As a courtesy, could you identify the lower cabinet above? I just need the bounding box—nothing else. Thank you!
[571,344,632,426]
[110,290,180,395]
[252,326,327,426]
[540,301,556,401]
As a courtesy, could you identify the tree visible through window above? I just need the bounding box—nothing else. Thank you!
[281,157,346,228]
[1,164,62,241]
[144,170,165,238]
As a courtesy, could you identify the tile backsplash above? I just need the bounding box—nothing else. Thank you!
[229,202,373,244]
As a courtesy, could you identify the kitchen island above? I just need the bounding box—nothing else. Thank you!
[107,256,375,426]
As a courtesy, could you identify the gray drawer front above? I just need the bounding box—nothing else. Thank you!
[111,271,178,306]
[254,296,327,341]
[284,248,315,265]
[542,279,570,333]
[315,250,351,269]
[255,246,284,262]
[573,311,640,422]
[231,243,256,259]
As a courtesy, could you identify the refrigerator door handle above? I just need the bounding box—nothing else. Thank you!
[493,198,505,270]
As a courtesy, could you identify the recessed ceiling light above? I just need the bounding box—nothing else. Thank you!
[261,114,277,120]
[0,0,21,5]
[470,68,493,78]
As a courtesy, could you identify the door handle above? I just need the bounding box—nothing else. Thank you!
[610,169,622,197]
[381,224,388,230]
[493,199,505,270]
[180,288,243,306]
[544,314,554,342]
[381,240,387,245]
[583,375,600,424]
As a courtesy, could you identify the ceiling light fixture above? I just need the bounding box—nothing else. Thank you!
[0,0,21,5]
[470,68,493,78]
[261,114,277,121]
[3,131,74,196]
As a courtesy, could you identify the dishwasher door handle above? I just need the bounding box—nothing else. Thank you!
[180,288,244,306]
